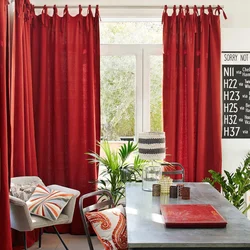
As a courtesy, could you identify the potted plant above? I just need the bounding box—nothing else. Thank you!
[87,140,145,206]
[203,152,250,214]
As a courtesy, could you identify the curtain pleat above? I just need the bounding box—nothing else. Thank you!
[162,6,223,181]
[11,0,39,248]
[11,0,38,177]
[0,1,12,249]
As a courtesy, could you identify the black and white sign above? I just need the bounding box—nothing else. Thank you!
[222,51,250,138]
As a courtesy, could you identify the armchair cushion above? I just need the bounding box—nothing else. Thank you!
[85,205,128,250]
[26,184,74,221]
[10,182,37,201]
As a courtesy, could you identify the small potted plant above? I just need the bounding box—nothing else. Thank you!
[204,152,250,214]
[87,140,145,206]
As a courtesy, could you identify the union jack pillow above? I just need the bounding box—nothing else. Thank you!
[26,184,74,221]
[85,205,128,250]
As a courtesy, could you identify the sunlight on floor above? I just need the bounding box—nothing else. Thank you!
[28,233,103,250]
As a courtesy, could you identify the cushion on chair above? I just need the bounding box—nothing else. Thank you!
[85,205,128,250]
[10,182,37,201]
[26,184,74,221]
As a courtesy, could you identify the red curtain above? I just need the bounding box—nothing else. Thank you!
[11,1,100,248]
[11,0,38,177]
[11,0,39,248]
[0,1,12,249]
[31,5,100,234]
[162,5,226,181]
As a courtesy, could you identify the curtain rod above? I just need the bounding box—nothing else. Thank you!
[33,5,224,10]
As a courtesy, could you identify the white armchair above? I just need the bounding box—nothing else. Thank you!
[10,176,80,250]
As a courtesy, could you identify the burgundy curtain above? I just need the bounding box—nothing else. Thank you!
[0,1,12,249]
[31,5,100,234]
[162,5,226,181]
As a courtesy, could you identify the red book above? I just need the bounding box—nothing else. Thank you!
[160,204,227,228]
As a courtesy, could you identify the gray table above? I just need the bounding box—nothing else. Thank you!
[125,182,250,249]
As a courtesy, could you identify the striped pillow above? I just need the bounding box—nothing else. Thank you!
[26,184,74,221]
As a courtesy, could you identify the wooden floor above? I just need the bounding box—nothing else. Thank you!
[28,233,103,250]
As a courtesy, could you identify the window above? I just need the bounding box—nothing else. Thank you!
[100,21,163,142]
[101,54,136,141]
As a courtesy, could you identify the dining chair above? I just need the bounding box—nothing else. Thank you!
[161,162,185,182]
[79,190,115,250]
[9,176,80,250]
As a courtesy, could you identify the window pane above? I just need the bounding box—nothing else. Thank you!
[101,56,136,141]
[150,55,163,131]
[100,22,162,44]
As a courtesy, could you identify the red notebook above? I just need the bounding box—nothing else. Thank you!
[160,204,227,228]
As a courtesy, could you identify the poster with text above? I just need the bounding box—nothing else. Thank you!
[222,51,250,138]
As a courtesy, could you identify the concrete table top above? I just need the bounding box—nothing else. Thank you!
[125,182,250,249]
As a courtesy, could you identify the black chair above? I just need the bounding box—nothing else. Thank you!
[161,162,185,182]
[79,190,115,250]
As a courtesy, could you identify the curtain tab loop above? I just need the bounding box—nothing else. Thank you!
[41,5,47,25]
[95,5,101,20]
[95,5,101,21]
[215,5,227,19]
[208,5,213,14]
[78,5,82,31]
[173,5,177,15]
[201,5,205,15]
[53,5,57,15]
[193,5,198,33]
[30,5,35,26]
[52,5,57,29]
[162,5,167,24]
[87,5,93,19]
[64,5,68,15]
[88,5,92,14]
[200,5,205,32]
[42,5,47,14]
[95,5,99,16]
[60,5,69,33]
[200,5,205,20]
[170,5,176,28]
[185,5,189,15]
[79,4,82,15]
[178,5,184,18]
[193,5,198,15]
[24,3,34,23]
[86,6,90,30]
[208,5,213,25]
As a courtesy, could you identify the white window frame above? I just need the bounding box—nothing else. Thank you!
[101,44,162,140]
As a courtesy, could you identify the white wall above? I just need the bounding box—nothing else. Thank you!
[31,0,250,173]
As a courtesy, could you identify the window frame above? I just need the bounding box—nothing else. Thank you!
[101,44,162,140]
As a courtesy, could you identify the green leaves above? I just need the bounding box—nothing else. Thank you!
[86,140,143,206]
[204,152,250,214]
[119,141,137,162]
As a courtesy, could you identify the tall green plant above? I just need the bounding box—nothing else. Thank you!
[87,141,145,205]
[204,152,250,214]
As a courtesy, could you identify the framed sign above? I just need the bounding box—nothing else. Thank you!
[222,51,250,138]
